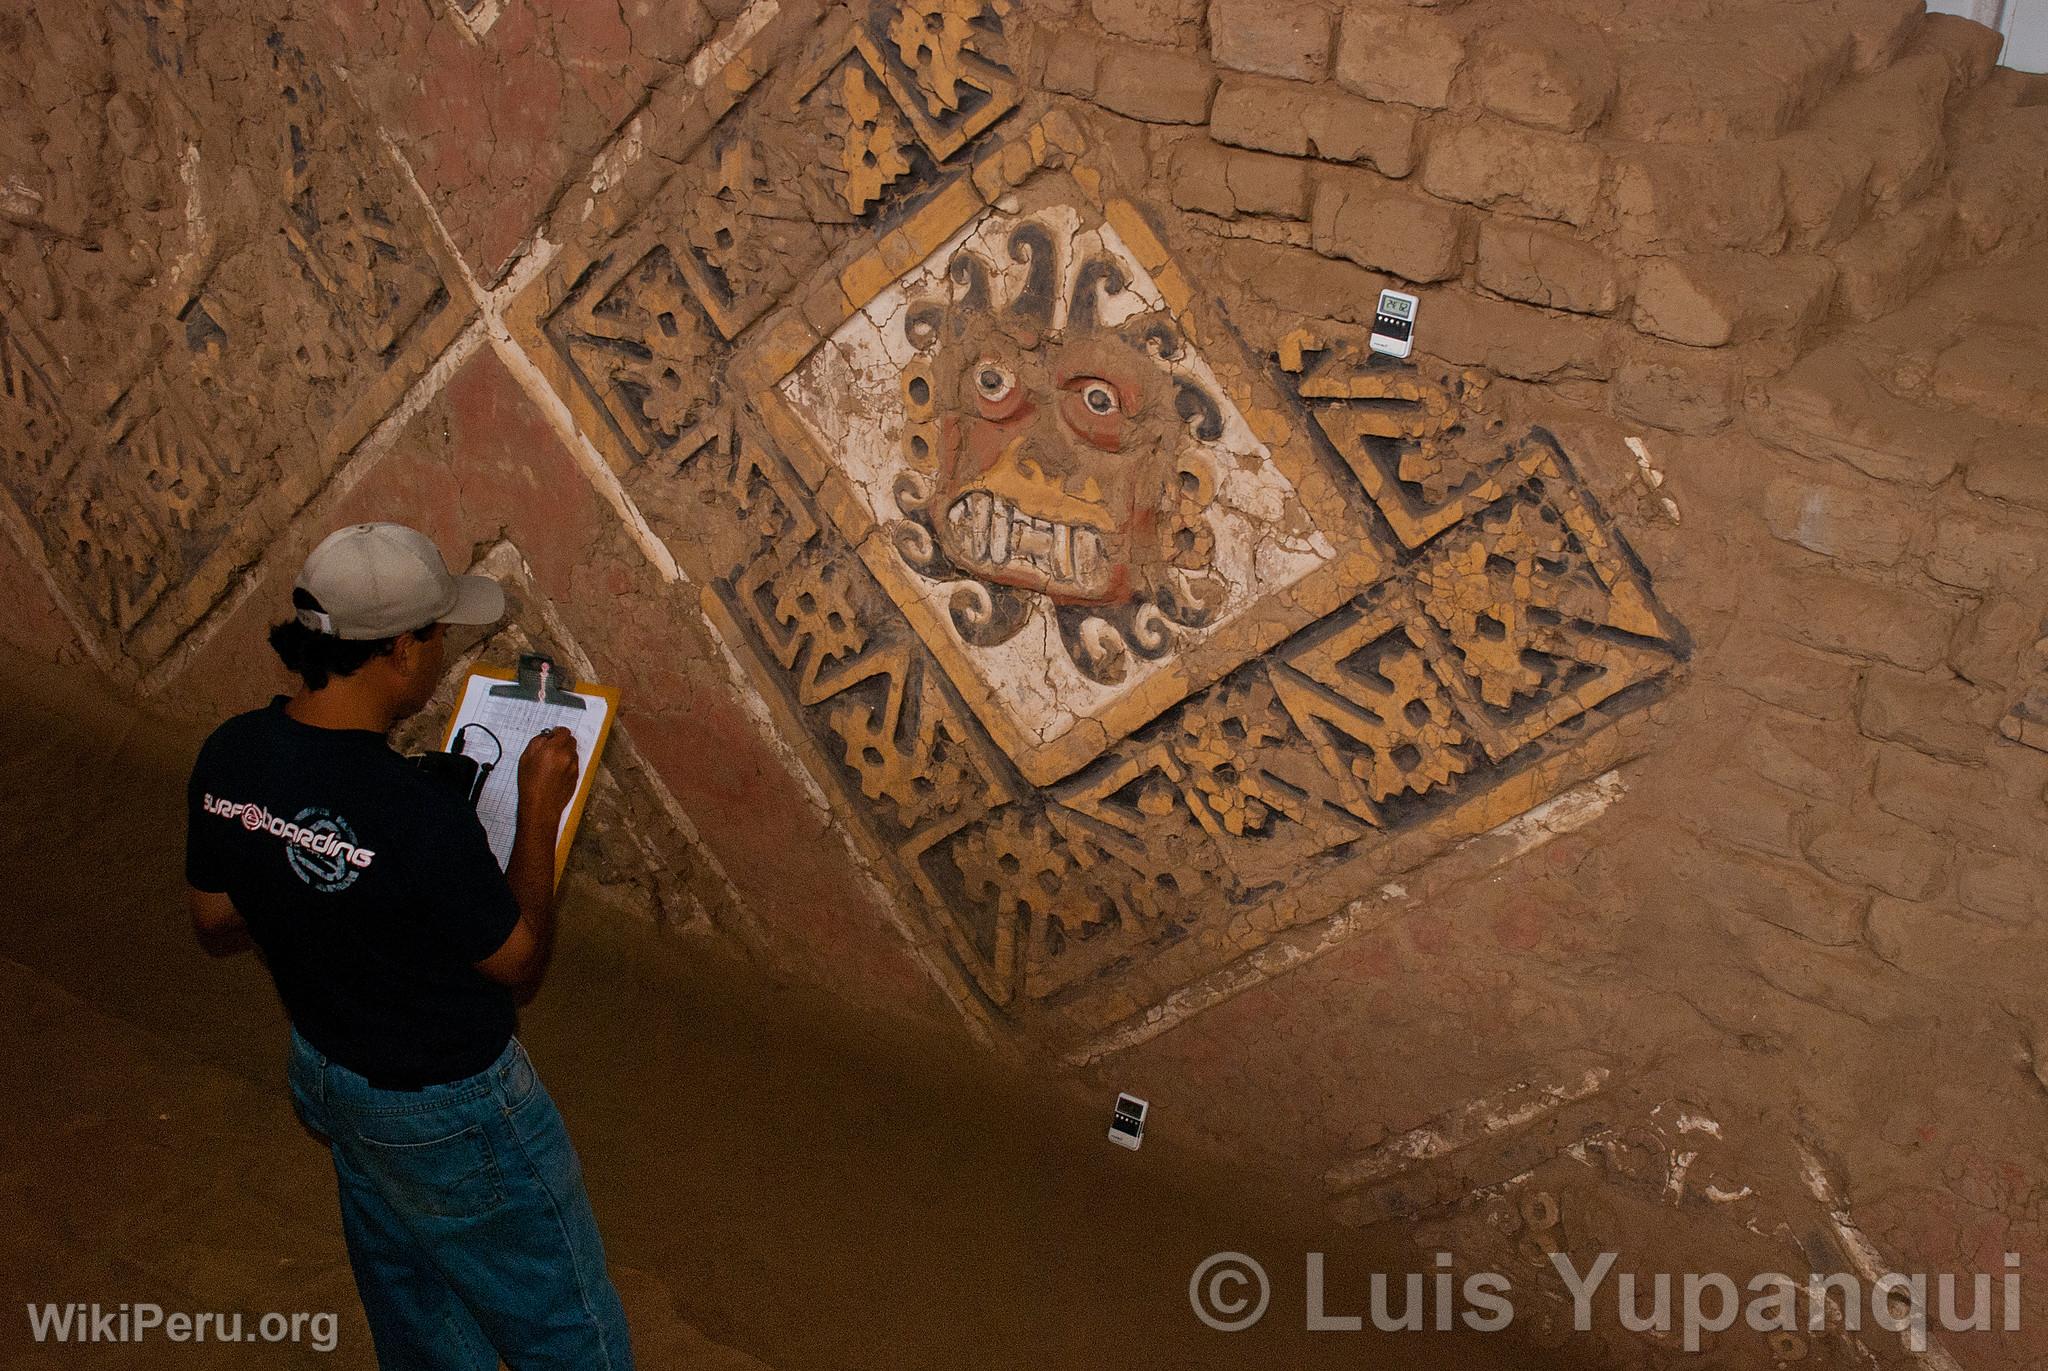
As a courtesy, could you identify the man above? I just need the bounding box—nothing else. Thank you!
[185,522,633,1369]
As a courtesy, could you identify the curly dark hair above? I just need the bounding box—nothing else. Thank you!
[267,588,416,690]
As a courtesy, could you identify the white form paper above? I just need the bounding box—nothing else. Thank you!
[444,671,613,870]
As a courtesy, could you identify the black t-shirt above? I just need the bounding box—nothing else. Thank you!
[185,698,522,1088]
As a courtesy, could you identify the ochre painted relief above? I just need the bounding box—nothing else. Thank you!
[508,11,1689,1044]
[767,174,1388,786]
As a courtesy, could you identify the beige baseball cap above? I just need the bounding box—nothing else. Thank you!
[293,523,504,640]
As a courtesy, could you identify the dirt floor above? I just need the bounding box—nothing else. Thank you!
[0,644,1580,1369]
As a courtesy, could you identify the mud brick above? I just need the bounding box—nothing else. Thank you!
[1872,743,1974,830]
[1307,91,1419,176]
[1915,12,2005,88]
[1631,252,1834,349]
[1421,118,1604,226]
[1044,27,1103,95]
[1858,665,2003,764]
[1805,813,1950,901]
[2002,686,2048,753]
[1422,288,1614,381]
[1964,437,2048,512]
[1091,0,1202,44]
[1692,845,1867,945]
[1611,339,1738,435]
[1706,633,1862,720]
[1169,139,1237,217]
[1093,41,1215,122]
[1933,329,2048,427]
[1222,238,1387,326]
[1612,144,1785,252]
[1865,896,2006,977]
[1211,78,1418,176]
[1833,197,1953,322]
[1334,5,1467,109]
[1227,149,1312,218]
[1612,40,1812,145]
[1809,50,1953,208]
[1310,170,1462,283]
[1827,0,1926,72]
[1171,137,1310,218]
[1774,129,1877,250]
[1893,747,2048,852]
[1681,770,1809,860]
[1179,141,1312,219]
[1209,76,1313,155]
[1782,570,1961,671]
[1750,351,1973,487]
[1949,597,2045,692]
[1475,219,1621,315]
[1468,16,1615,133]
[1740,711,1869,802]
[1951,109,2048,259]
[1754,15,1856,109]
[1761,476,1915,567]
[1957,851,2046,921]
[1210,0,1333,80]
[1925,515,2044,592]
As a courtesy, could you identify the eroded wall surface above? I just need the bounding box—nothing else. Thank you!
[5,1,2048,1365]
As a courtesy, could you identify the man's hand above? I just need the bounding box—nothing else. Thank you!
[516,726,580,831]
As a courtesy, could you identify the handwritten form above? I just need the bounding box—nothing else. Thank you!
[442,671,614,873]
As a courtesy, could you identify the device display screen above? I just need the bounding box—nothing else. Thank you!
[1378,295,1412,320]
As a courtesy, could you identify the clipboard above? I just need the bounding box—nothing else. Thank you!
[439,654,618,880]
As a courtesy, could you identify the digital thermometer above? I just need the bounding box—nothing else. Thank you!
[1108,1093,1147,1150]
[1369,288,1419,358]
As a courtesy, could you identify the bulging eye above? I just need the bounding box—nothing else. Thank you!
[974,363,1015,404]
[1081,381,1119,416]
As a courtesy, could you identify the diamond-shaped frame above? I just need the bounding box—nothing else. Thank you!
[1408,436,1688,762]
[750,120,1396,789]
[850,0,1021,162]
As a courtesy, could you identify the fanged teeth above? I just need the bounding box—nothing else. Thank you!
[989,495,1012,564]
[1074,527,1104,583]
[946,492,1106,587]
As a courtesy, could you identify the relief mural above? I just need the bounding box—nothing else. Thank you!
[512,0,1691,1044]
[6,0,2039,1352]
[0,1,1693,1044]
[770,181,1386,785]
[0,13,465,667]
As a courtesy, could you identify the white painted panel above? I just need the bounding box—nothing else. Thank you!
[2006,0,2048,70]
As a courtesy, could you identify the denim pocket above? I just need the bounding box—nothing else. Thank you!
[352,1123,505,1220]
[498,1040,539,1113]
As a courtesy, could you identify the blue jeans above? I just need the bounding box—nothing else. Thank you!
[287,1028,633,1370]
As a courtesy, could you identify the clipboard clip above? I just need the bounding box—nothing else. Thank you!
[487,653,587,710]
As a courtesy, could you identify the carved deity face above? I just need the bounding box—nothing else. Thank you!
[877,215,1233,687]
[930,322,1176,607]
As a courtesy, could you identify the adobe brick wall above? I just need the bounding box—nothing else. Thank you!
[3,2,2046,1362]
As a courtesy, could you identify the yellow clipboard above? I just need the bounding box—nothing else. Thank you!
[438,658,618,880]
